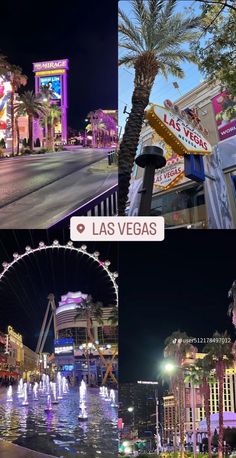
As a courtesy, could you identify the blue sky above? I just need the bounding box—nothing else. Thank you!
[119,0,204,132]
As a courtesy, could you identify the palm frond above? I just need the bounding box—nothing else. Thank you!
[159,61,185,79]
[119,23,144,53]
[130,0,148,24]
[119,54,137,67]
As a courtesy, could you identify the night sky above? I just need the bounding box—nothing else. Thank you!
[0,0,118,130]
[119,230,236,383]
[0,230,118,353]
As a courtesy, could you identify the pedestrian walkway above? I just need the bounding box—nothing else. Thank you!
[0,440,55,458]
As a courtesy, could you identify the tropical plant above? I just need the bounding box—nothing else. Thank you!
[164,331,196,458]
[108,305,118,326]
[74,295,104,385]
[185,356,216,458]
[118,0,201,215]
[14,91,48,151]
[203,331,234,458]
[192,0,236,96]
[0,54,10,75]
[74,294,103,341]
[45,104,61,151]
[9,65,27,155]
[74,296,118,386]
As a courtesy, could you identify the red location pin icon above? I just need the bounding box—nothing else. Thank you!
[77,223,85,234]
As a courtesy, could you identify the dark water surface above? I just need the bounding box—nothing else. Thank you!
[0,387,118,457]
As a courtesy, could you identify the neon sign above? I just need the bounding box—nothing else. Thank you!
[54,338,74,346]
[33,59,68,72]
[146,102,212,156]
[8,326,22,342]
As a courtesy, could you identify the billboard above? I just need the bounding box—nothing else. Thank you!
[40,76,61,100]
[185,387,203,408]
[212,91,236,141]
[54,338,74,355]
[0,77,11,140]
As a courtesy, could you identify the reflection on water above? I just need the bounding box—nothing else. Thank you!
[0,387,118,457]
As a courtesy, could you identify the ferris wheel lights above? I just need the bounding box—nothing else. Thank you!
[0,241,118,305]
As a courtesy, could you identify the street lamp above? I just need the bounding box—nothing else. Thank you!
[162,361,177,375]
[161,360,178,453]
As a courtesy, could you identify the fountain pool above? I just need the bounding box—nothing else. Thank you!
[0,387,118,457]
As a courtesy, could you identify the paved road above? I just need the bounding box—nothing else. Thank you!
[0,148,117,229]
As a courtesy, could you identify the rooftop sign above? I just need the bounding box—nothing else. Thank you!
[33,59,69,72]
[146,102,212,156]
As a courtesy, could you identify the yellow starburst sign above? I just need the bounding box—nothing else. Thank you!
[146,104,212,156]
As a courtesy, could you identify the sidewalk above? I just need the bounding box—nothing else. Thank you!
[0,440,55,458]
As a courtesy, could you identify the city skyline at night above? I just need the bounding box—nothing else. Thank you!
[119,231,236,382]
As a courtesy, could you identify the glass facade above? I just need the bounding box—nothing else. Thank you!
[151,183,206,228]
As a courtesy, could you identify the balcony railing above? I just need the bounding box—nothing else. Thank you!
[49,184,118,229]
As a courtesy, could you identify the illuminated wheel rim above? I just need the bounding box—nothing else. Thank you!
[0,240,118,304]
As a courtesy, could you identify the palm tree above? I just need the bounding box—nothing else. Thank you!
[46,104,61,151]
[74,295,104,385]
[203,331,234,458]
[0,54,10,76]
[184,366,199,458]
[196,356,216,458]
[74,296,118,386]
[228,280,236,327]
[118,0,200,215]
[185,357,216,458]
[9,65,27,155]
[108,305,118,326]
[164,331,196,458]
[14,91,48,151]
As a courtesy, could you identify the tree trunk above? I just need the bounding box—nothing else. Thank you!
[47,122,54,150]
[204,379,212,458]
[11,90,15,155]
[85,328,91,386]
[28,115,33,151]
[192,383,197,458]
[118,53,159,215]
[15,117,20,155]
[218,362,224,458]
[179,374,185,458]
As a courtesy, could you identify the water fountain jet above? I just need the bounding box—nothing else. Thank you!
[7,385,13,402]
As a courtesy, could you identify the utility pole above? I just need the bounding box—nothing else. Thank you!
[156,391,160,455]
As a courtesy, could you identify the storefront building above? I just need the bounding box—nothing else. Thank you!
[130,81,236,228]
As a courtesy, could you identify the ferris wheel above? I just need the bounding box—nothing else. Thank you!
[0,240,118,354]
